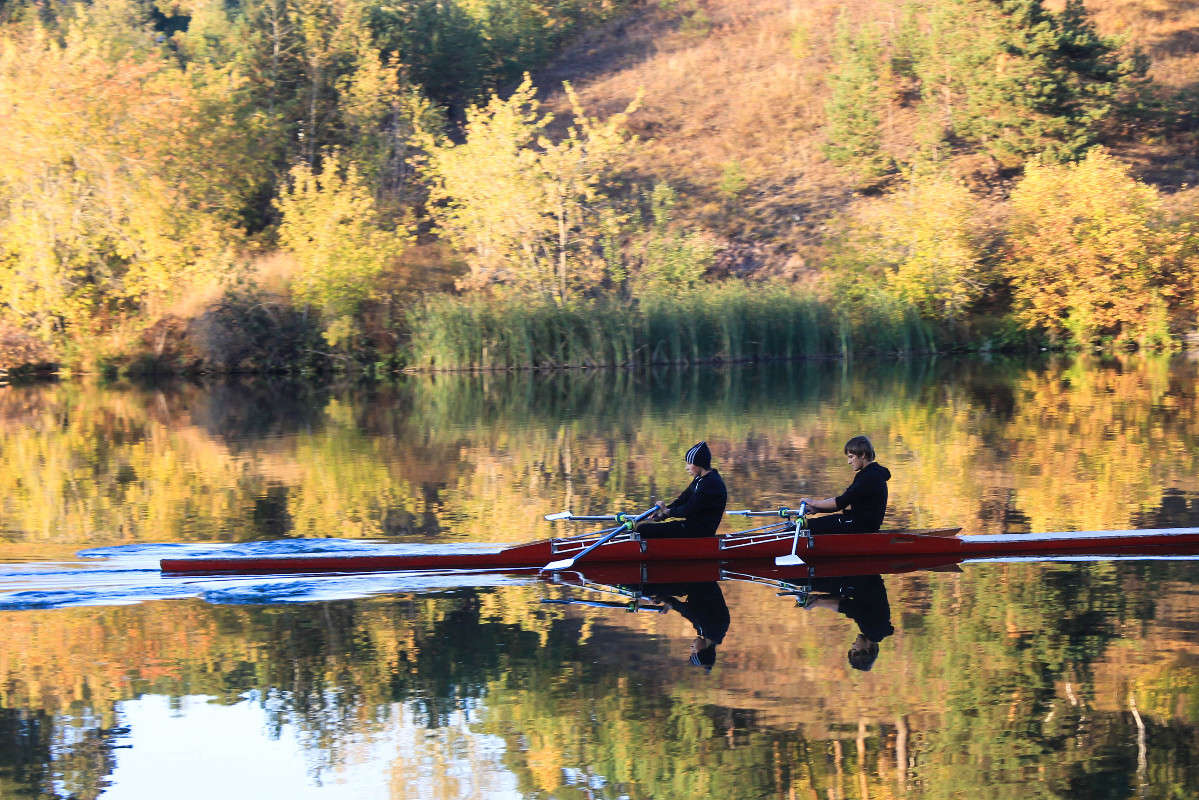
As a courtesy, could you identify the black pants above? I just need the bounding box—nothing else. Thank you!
[638,520,712,539]
[807,514,871,534]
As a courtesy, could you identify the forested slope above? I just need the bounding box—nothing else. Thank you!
[539,0,1199,273]
[1,0,1197,372]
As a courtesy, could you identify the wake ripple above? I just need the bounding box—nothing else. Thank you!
[0,539,533,610]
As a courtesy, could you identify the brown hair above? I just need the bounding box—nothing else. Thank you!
[844,435,875,461]
[848,640,880,671]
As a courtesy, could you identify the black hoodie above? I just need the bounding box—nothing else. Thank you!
[665,469,727,537]
[834,462,891,533]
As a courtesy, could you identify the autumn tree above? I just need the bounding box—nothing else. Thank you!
[336,43,442,211]
[825,171,990,322]
[419,77,639,304]
[180,0,443,224]
[276,151,412,348]
[0,0,248,357]
[1005,149,1198,348]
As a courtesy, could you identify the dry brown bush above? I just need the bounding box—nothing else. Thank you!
[0,323,53,371]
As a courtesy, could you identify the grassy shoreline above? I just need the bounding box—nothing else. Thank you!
[1,285,1046,379]
[402,284,1031,373]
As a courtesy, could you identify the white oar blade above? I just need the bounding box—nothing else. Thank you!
[542,558,575,571]
[544,511,573,521]
[775,554,805,566]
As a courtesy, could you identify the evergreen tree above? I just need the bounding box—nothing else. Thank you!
[910,0,1145,165]
[823,16,891,175]
[368,0,486,121]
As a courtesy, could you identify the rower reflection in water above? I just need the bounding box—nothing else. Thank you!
[648,582,730,671]
[801,574,894,671]
[640,441,728,539]
[800,435,890,534]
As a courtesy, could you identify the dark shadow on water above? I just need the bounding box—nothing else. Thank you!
[1133,488,1199,529]
[187,378,332,444]
[0,705,120,799]
[44,353,1062,448]
[0,708,51,798]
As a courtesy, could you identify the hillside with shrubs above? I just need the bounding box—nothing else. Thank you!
[1,0,1198,374]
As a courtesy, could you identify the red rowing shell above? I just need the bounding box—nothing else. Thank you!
[159,526,1199,574]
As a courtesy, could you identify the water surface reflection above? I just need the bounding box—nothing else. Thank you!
[1,355,1199,798]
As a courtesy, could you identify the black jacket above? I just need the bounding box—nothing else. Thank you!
[665,469,727,537]
[834,462,890,533]
[812,574,894,643]
[665,582,730,644]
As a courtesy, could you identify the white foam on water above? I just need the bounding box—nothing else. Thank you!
[0,539,531,609]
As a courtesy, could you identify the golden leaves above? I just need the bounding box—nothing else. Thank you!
[1007,149,1199,348]
[419,75,640,304]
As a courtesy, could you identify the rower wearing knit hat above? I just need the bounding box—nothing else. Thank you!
[638,441,728,539]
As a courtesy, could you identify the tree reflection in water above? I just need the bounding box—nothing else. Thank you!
[3,355,1199,796]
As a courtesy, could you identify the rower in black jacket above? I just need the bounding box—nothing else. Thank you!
[801,435,890,534]
[639,441,727,538]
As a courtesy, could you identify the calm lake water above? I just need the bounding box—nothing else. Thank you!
[3,354,1199,799]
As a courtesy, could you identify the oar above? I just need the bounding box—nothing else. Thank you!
[542,506,658,571]
[727,506,807,518]
[774,501,809,566]
[544,511,628,522]
[540,598,668,613]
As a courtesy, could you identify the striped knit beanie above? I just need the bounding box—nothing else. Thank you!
[685,441,711,469]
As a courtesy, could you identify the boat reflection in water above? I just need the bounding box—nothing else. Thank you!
[544,559,902,673]
[543,576,731,670]
[541,546,1193,676]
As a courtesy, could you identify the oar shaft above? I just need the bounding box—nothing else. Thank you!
[566,511,649,562]
[728,507,806,518]
[543,506,658,571]
[541,598,666,612]
[544,511,630,522]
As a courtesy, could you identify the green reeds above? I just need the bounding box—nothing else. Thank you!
[405,283,945,371]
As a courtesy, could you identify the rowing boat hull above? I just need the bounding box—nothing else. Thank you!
[158,526,1199,574]
[567,542,1199,586]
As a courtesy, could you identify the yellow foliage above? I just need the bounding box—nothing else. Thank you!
[0,382,430,546]
[419,76,640,304]
[276,152,412,347]
[0,3,248,358]
[826,170,989,321]
[1006,149,1199,348]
